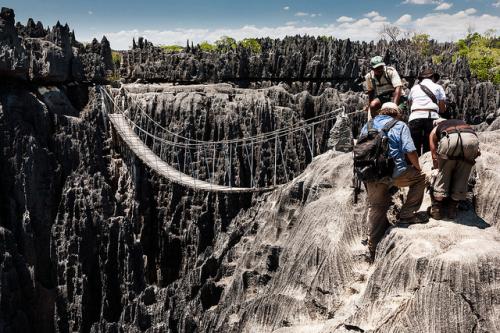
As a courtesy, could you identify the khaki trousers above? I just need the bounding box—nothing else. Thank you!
[366,167,427,253]
[432,132,479,201]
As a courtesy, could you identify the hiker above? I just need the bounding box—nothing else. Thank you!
[355,102,428,261]
[365,56,404,119]
[408,68,447,155]
[428,118,480,220]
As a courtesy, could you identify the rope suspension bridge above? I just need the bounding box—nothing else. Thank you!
[100,86,360,193]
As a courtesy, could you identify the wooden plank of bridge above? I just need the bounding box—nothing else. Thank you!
[108,113,268,193]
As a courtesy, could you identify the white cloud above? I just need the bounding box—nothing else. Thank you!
[409,10,497,40]
[88,10,93,15]
[294,11,320,18]
[435,2,452,10]
[395,14,412,25]
[372,15,388,21]
[283,6,290,11]
[494,1,500,8]
[97,9,500,50]
[337,16,354,23]
[464,8,477,15]
[364,11,380,18]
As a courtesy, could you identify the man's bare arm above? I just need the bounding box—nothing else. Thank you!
[392,86,402,104]
[429,127,439,169]
[438,100,446,114]
[406,151,421,171]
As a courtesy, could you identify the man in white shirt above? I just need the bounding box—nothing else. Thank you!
[407,68,446,155]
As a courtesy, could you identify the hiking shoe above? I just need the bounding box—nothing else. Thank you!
[399,212,429,225]
[447,200,459,220]
[428,203,443,220]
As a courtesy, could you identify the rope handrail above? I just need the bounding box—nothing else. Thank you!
[101,87,345,146]
[125,111,347,149]
[119,87,346,143]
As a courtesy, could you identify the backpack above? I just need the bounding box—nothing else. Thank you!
[353,119,399,182]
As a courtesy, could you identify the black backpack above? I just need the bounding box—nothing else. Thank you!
[353,119,399,182]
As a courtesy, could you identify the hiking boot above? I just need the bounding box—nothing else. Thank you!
[447,200,459,220]
[367,239,376,264]
[429,202,444,220]
[399,211,429,225]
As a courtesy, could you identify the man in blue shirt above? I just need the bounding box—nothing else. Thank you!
[360,102,428,261]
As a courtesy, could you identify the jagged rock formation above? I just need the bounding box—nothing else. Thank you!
[0,7,112,83]
[1,77,499,332]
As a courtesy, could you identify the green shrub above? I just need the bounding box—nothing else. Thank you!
[160,45,184,53]
[319,35,335,42]
[199,41,216,52]
[411,33,431,56]
[111,51,122,69]
[455,31,500,84]
[431,54,444,65]
[239,38,262,53]
[215,36,237,52]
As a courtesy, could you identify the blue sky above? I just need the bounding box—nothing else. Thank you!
[5,0,500,49]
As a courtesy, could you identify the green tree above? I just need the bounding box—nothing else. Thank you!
[199,41,216,52]
[455,31,500,84]
[215,36,237,52]
[160,45,184,53]
[239,38,262,53]
[111,51,122,69]
[411,33,431,56]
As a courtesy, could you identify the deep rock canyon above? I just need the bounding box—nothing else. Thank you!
[1,7,499,333]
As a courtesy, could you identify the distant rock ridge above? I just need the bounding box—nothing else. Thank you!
[0,7,113,83]
[121,36,498,124]
[121,36,470,83]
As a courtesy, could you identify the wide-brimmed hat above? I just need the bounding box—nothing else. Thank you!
[370,56,385,69]
[419,68,435,79]
[381,102,401,113]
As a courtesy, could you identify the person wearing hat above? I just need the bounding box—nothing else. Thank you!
[359,102,428,262]
[428,118,480,220]
[407,67,446,155]
[365,56,404,119]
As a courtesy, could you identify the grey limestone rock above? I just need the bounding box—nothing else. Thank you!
[0,7,28,79]
[0,80,499,333]
[0,7,114,83]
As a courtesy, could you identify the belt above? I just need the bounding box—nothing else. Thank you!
[441,128,477,137]
[438,153,476,166]
[412,109,438,119]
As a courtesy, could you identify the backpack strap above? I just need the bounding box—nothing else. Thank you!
[367,119,375,132]
[381,118,399,133]
[419,84,438,104]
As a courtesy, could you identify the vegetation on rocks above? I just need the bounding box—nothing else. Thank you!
[455,31,500,84]
[240,38,262,53]
[160,45,184,53]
